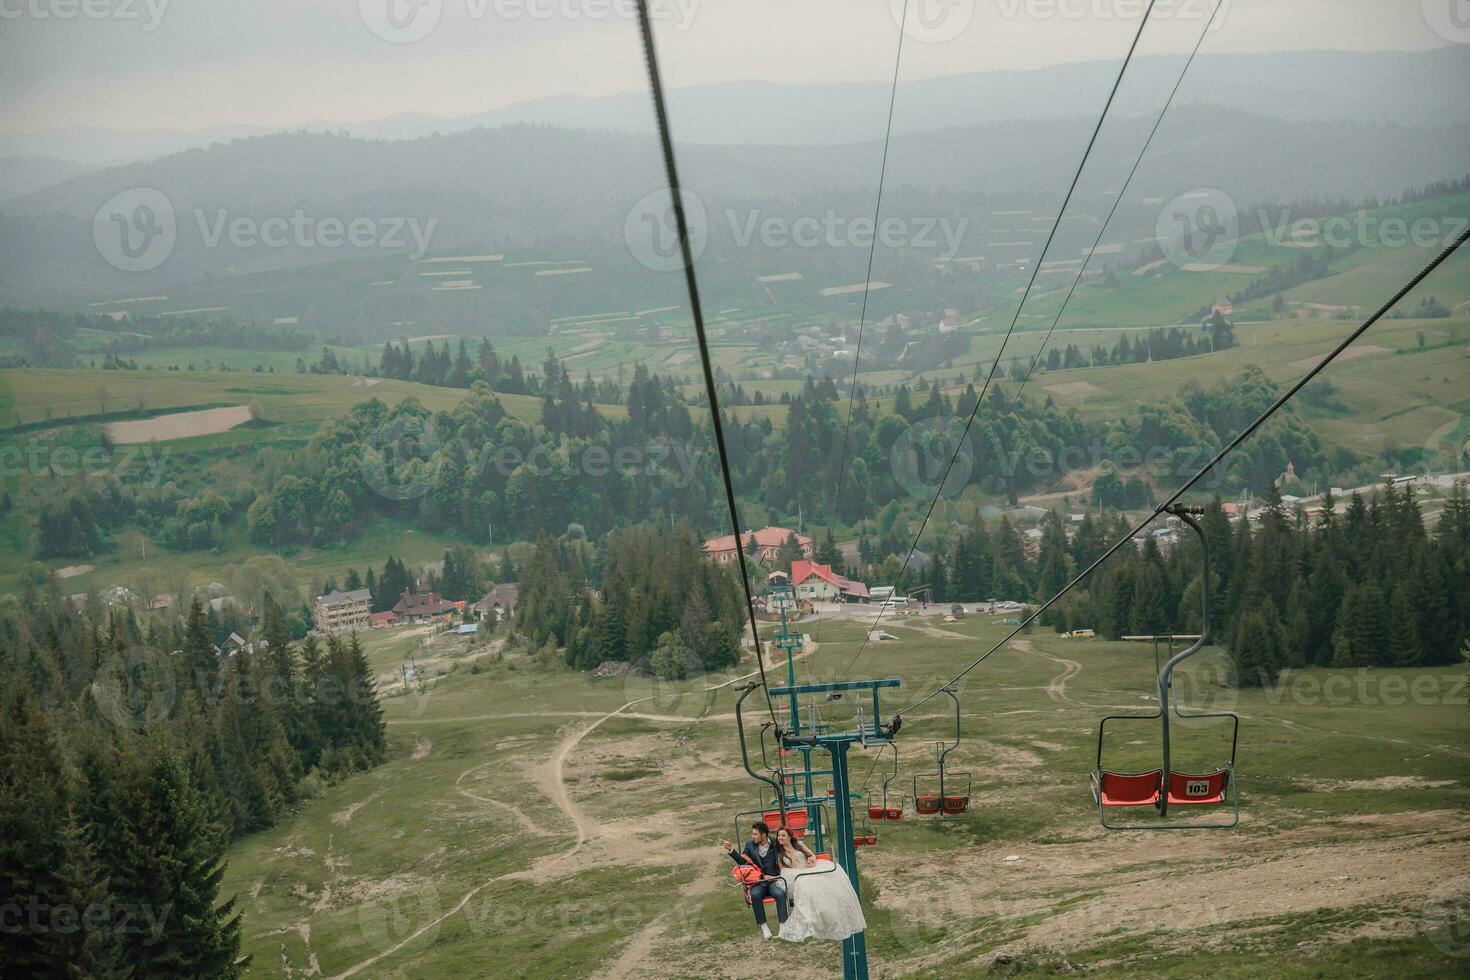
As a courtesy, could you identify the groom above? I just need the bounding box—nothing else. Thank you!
[722,821,787,939]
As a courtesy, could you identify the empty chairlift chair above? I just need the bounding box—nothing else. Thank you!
[868,743,905,822]
[912,687,971,817]
[1091,504,1240,830]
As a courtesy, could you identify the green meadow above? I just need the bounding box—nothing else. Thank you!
[218,611,1470,977]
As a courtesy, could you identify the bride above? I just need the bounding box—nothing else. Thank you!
[772,826,866,942]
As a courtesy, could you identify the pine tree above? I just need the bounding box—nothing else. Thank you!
[0,680,125,977]
[1387,584,1423,667]
[181,598,219,703]
[1232,607,1282,688]
[85,735,245,978]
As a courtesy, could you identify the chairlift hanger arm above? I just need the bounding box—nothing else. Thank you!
[734,682,786,822]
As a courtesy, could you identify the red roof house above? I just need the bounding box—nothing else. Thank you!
[790,559,869,602]
[703,526,813,565]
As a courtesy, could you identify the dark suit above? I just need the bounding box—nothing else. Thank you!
[728,841,788,925]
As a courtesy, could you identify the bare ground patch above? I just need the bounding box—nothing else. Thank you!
[106,404,252,443]
[1043,380,1106,398]
[1289,344,1388,371]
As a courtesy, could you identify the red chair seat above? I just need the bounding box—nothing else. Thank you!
[762,809,808,838]
[914,795,941,815]
[868,806,886,820]
[942,795,969,814]
[863,833,877,846]
[884,806,903,821]
[1167,769,1229,805]
[1097,770,1162,806]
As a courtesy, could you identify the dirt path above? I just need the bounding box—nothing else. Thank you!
[1013,639,1083,707]
[333,639,827,978]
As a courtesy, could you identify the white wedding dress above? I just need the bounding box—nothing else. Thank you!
[777,854,866,942]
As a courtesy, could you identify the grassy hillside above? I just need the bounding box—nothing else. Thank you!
[218,612,1470,977]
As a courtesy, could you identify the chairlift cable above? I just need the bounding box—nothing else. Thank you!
[841,0,1163,678]
[893,223,1469,718]
[1001,0,1221,415]
[635,0,779,730]
[811,0,910,665]
[831,0,910,511]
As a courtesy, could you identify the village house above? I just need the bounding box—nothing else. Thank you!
[474,583,520,622]
[369,610,399,629]
[790,559,869,604]
[313,587,372,635]
[392,589,458,625]
[702,526,813,565]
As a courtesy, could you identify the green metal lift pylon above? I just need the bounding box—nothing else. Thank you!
[737,592,900,980]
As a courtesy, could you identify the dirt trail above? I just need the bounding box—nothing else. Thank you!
[1013,639,1083,706]
[332,640,826,979]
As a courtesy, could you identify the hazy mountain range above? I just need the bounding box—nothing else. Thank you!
[1,47,1464,176]
[1,47,1466,312]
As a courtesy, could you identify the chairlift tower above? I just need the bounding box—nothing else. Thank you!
[738,582,901,980]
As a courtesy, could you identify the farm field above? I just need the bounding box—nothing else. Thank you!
[220,611,1470,978]
[0,367,559,430]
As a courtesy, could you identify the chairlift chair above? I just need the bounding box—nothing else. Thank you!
[1091,505,1240,830]
[912,688,971,817]
[868,743,905,821]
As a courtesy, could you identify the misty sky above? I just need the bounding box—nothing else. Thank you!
[0,0,1462,135]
